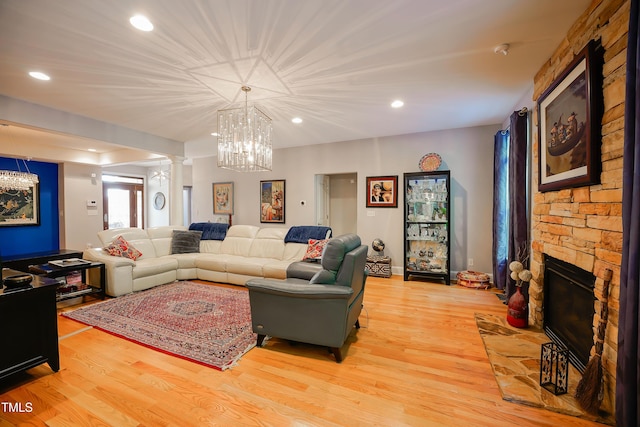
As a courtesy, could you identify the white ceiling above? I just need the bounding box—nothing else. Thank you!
[0,0,591,164]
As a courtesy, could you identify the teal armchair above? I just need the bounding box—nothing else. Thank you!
[245,234,367,362]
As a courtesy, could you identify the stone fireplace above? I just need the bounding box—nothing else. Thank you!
[542,254,595,373]
[528,0,628,416]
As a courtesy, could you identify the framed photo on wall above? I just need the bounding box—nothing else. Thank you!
[260,179,285,223]
[538,40,602,192]
[213,182,234,215]
[366,175,398,208]
[0,181,40,226]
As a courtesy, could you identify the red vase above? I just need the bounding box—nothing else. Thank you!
[507,286,528,328]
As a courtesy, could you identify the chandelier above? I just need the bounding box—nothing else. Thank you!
[151,159,170,183]
[217,86,272,172]
[0,161,39,191]
[0,124,39,191]
[152,168,170,183]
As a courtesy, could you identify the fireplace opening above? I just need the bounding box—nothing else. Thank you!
[543,254,595,373]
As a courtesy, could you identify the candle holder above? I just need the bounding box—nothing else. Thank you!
[540,342,569,395]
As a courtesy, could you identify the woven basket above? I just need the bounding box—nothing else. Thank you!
[366,256,391,278]
[456,270,491,289]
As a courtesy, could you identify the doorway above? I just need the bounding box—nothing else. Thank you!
[183,186,192,227]
[102,175,144,230]
[315,173,357,236]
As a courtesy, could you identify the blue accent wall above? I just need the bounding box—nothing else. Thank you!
[0,157,59,258]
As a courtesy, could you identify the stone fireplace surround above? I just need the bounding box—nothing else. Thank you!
[528,0,628,415]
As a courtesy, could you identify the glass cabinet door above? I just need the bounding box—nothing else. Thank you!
[404,170,451,285]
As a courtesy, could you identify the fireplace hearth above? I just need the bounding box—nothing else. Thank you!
[543,255,595,373]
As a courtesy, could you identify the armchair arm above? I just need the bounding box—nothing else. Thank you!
[246,278,353,299]
[286,261,322,281]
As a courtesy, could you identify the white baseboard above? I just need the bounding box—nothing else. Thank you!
[387,266,494,285]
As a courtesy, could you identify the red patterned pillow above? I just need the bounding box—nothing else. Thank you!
[104,235,142,261]
[302,238,328,261]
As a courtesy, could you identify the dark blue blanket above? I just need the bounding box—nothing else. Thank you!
[284,226,332,243]
[188,222,229,240]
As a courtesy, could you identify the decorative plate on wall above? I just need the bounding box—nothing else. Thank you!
[418,153,442,172]
[153,192,166,210]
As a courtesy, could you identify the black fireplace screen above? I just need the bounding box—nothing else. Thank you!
[543,255,595,373]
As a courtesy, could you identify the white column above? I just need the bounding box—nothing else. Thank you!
[168,155,185,226]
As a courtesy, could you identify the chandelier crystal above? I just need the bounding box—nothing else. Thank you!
[0,170,39,191]
[0,125,40,191]
[217,86,273,172]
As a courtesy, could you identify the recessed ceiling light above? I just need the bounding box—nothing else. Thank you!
[130,14,154,31]
[88,148,97,152]
[211,132,218,136]
[292,117,303,124]
[391,100,404,108]
[494,44,510,56]
[28,71,50,81]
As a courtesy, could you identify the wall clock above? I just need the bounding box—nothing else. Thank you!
[153,192,166,210]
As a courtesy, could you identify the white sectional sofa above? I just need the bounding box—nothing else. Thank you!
[84,224,330,297]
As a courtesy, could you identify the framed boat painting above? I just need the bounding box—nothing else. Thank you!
[537,40,602,192]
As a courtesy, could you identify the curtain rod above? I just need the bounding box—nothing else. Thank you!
[501,107,529,134]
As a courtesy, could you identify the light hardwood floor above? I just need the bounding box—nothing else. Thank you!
[0,277,604,426]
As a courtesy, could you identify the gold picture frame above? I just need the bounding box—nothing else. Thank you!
[213,182,234,215]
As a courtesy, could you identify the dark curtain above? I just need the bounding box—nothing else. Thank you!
[492,130,509,290]
[506,111,529,301]
[616,0,640,424]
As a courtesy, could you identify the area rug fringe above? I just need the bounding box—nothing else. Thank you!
[224,341,258,371]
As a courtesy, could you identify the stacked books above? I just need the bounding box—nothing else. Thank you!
[57,271,89,295]
[48,258,90,268]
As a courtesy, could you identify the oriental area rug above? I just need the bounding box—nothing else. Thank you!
[63,281,256,371]
[475,313,615,425]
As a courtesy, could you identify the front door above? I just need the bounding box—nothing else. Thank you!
[102,179,144,230]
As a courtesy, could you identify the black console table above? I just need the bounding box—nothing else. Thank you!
[3,249,83,274]
[1,269,60,380]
